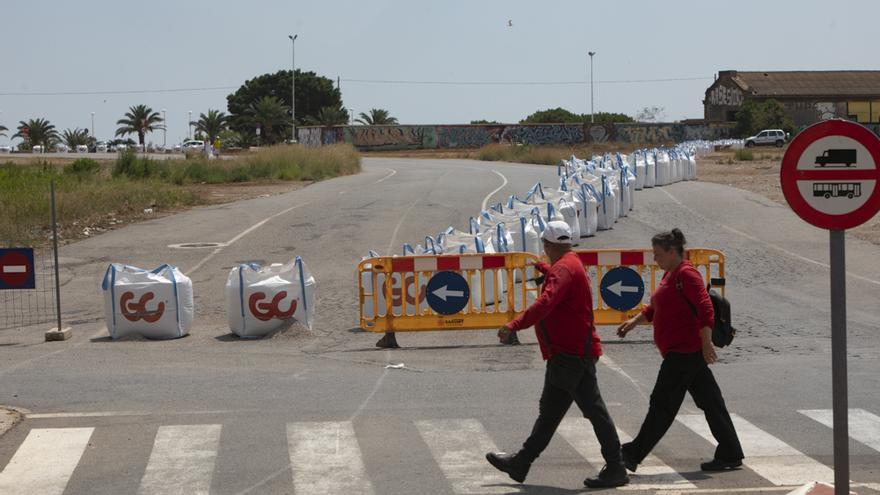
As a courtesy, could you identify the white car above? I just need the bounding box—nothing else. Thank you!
[32,145,45,153]
[0,145,11,153]
[745,129,788,148]
[76,145,88,153]
[181,140,205,151]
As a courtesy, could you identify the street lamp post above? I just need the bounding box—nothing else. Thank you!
[162,109,166,148]
[588,51,596,124]
[91,112,95,138]
[288,34,298,143]
[188,110,192,140]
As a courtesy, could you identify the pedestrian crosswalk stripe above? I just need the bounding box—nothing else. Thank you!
[800,408,880,453]
[415,418,510,494]
[287,421,374,495]
[677,413,834,486]
[137,424,221,495]
[0,427,93,495]
[557,417,697,490]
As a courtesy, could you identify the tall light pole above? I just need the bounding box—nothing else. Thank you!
[288,34,298,143]
[588,51,596,124]
[91,112,95,138]
[162,109,167,148]
[188,110,192,140]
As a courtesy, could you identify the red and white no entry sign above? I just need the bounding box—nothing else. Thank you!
[781,119,880,230]
[0,249,35,289]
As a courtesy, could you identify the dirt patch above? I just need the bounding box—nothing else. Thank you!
[57,180,310,246]
[698,148,880,245]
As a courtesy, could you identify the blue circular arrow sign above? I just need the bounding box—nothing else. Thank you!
[600,267,645,312]
[426,271,471,315]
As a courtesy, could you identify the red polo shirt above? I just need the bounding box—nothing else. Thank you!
[640,260,714,357]
[506,251,601,360]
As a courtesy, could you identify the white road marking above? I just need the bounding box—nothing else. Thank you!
[481,170,508,212]
[677,413,833,486]
[287,421,374,495]
[2,265,26,273]
[385,198,422,255]
[27,409,238,419]
[185,202,311,276]
[0,427,94,495]
[372,168,397,184]
[655,483,880,495]
[598,354,650,402]
[557,417,696,490]
[658,187,880,287]
[138,424,221,495]
[415,418,509,494]
[800,408,880,453]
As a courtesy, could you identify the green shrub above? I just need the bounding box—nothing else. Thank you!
[734,149,754,161]
[64,158,101,175]
[112,150,169,179]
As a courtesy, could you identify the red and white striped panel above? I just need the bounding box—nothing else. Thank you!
[390,255,506,273]
[576,250,656,266]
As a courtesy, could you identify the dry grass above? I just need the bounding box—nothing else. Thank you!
[366,142,643,163]
[0,144,361,247]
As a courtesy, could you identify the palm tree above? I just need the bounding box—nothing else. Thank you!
[355,108,398,125]
[115,104,164,151]
[305,105,350,126]
[0,123,7,137]
[246,96,289,144]
[13,118,59,150]
[191,109,229,141]
[61,128,91,149]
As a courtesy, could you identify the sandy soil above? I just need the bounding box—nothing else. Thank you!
[697,148,880,245]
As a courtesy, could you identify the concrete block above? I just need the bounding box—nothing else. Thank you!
[44,327,72,342]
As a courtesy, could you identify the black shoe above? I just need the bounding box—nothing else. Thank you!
[700,458,743,471]
[584,464,629,488]
[486,452,530,483]
[376,333,400,349]
[621,449,637,473]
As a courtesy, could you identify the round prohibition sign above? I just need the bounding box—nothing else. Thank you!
[780,120,880,230]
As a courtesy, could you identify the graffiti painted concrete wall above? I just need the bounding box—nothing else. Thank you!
[298,123,732,150]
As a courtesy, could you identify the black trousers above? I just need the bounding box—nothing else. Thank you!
[625,351,744,463]
[520,355,622,466]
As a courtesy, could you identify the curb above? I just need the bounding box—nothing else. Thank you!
[0,406,28,437]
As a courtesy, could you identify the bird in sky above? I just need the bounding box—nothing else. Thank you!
[507,19,513,27]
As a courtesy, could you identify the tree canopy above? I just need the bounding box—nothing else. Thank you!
[13,118,59,150]
[520,107,633,124]
[227,70,342,144]
[734,99,796,137]
[355,108,398,125]
[191,109,230,141]
[116,104,165,150]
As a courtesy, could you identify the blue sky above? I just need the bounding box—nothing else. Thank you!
[0,0,876,146]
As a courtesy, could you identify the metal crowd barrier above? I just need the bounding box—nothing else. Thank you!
[576,248,725,325]
[357,248,725,332]
[358,253,542,332]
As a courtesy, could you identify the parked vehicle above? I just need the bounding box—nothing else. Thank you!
[815,149,857,167]
[76,145,89,153]
[181,140,204,151]
[0,145,12,153]
[745,129,788,148]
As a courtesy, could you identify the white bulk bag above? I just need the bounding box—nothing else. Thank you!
[686,151,697,180]
[575,186,599,237]
[644,152,656,188]
[633,152,646,190]
[596,175,618,231]
[102,263,193,340]
[225,257,316,338]
[655,151,671,186]
[556,197,581,243]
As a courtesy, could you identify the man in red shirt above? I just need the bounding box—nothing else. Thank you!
[486,221,628,489]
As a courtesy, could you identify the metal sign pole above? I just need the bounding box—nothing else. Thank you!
[51,178,62,334]
[829,229,849,494]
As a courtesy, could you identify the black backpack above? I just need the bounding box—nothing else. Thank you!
[675,277,736,348]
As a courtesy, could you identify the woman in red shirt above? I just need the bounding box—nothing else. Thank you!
[616,229,744,473]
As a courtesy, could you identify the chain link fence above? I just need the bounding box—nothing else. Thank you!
[0,249,58,330]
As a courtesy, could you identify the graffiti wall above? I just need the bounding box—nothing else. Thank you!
[436,126,505,148]
[343,126,437,150]
[707,85,744,107]
[298,123,733,150]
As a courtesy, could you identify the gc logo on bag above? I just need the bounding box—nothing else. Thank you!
[120,292,166,323]
[248,291,298,321]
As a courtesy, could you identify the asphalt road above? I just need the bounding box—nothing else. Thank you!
[0,157,878,494]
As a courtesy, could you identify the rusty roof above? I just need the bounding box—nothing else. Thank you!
[728,71,880,97]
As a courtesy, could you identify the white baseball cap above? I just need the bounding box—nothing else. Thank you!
[541,220,573,245]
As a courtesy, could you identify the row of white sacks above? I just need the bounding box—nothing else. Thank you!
[362,145,701,316]
[101,258,317,340]
[682,139,746,154]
